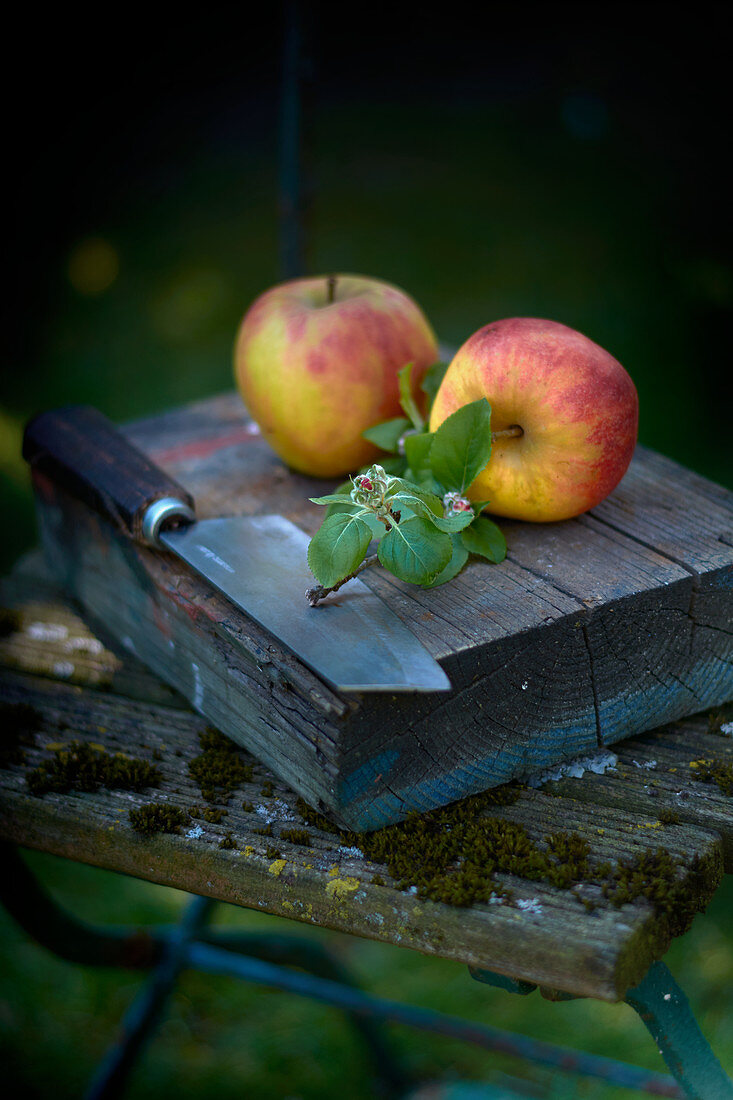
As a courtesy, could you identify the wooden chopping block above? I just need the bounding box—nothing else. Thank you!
[28,392,733,830]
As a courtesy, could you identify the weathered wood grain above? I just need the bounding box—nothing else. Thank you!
[536,715,733,870]
[0,663,726,1002]
[25,392,733,828]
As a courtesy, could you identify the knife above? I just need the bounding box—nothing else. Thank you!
[23,406,450,694]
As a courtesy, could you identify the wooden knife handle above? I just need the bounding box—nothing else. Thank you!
[23,405,196,544]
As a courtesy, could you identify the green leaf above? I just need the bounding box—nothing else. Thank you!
[470,499,491,515]
[390,490,442,521]
[307,512,373,587]
[388,477,441,511]
[397,362,425,431]
[391,490,474,534]
[378,517,451,585]
[429,398,492,493]
[420,360,449,407]
[461,516,507,563]
[403,431,434,484]
[431,509,476,534]
[309,493,355,507]
[325,481,356,519]
[422,534,469,588]
[362,417,411,453]
[363,514,388,540]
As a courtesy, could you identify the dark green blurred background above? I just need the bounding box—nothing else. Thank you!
[1,3,731,1096]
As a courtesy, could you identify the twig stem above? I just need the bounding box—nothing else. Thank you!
[306,553,379,606]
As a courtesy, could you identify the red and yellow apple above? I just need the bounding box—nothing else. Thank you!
[429,318,638,522]
[234,274,438,477]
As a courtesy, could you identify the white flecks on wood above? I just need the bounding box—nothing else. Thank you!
[527,750,618,788]
[516,898,543,915]
[27,622,68,641]
[52,661,75,678]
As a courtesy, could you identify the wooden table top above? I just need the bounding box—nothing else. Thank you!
[1,554,731,1003]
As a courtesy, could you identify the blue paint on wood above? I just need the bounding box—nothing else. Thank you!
[340,750,401,805]
[599,658,733,747]
[342,724,600,831]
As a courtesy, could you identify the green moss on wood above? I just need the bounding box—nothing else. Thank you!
[295,797,340,834]
[129,802,187,835]
[260,781,275,798]
[689,757,733,796]
[707,704,733,736]
[604,847,720,938]
[292,785,604,909]
[219,832,236,849]
[658,809,682,825]
[188,729,252,801]
[265,846,282,859]
[280,827,312,847]
[254,824,273,837]
[190,805,228,824]
[241,800,254,812]
[27,741,161,796]
[295,776,718,920]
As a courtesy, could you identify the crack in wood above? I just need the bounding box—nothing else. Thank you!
[505,554,585,609]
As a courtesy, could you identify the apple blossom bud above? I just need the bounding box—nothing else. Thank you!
[351,465,391,512]
[443,491,474,517]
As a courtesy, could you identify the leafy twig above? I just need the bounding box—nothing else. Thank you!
[306,397,507,601]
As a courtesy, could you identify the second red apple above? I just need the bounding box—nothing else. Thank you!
[429,317,638,522]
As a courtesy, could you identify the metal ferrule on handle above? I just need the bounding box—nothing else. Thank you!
[142,497,196,547]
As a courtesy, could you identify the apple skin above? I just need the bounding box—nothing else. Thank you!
[234,274,438,477]
[429,318,638,522]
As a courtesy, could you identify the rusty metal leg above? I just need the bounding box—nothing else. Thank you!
[625,961,733,1100]
[84,894,216,1100]
[0,841,162,968]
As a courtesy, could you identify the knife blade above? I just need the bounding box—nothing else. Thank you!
[23,405,450,694]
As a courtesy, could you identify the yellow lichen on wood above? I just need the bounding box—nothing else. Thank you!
[325,876,360,901]
[268,858,287,876]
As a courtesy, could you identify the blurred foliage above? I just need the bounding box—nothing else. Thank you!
[2,88,732,572]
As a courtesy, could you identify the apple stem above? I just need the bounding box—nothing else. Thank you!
[306,552,379,606]
[491,425,523,442]
[327,275,337,304]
